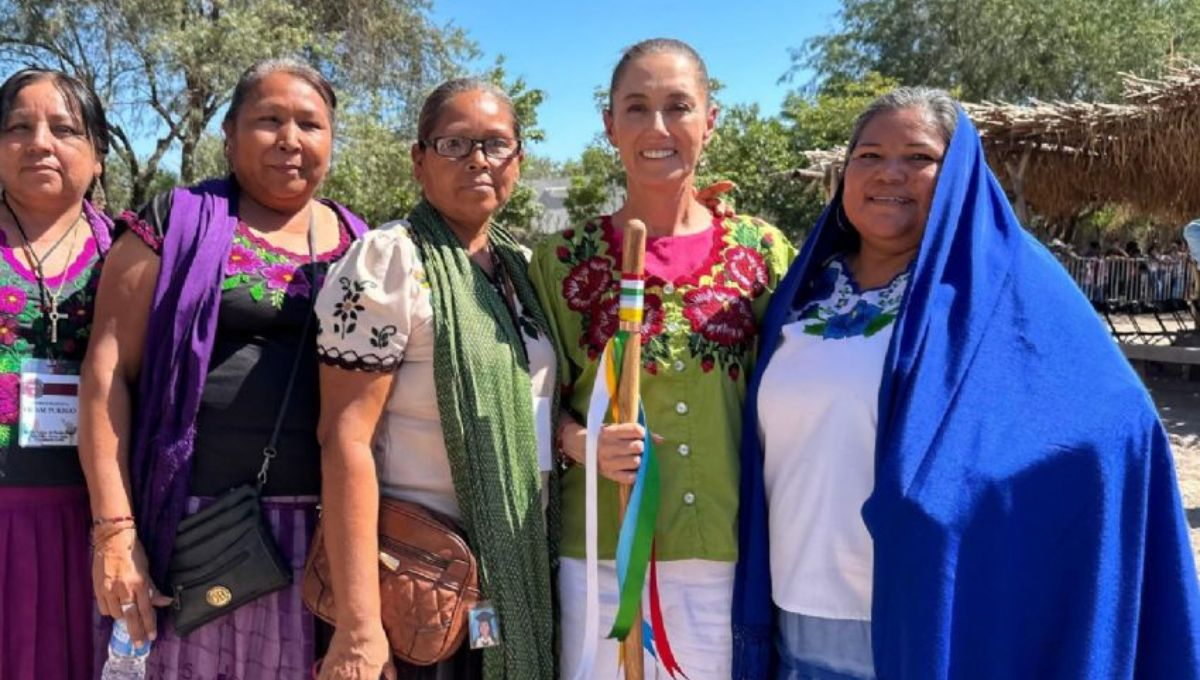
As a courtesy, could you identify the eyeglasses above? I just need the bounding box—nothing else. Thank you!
[422,136,522,160]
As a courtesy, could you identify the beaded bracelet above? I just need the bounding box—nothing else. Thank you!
[92,515,135,527]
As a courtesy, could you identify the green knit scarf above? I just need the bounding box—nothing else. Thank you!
[406,200,556,679]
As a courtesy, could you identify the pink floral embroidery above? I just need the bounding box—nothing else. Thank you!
[563,257,611,312]
[120,211,163,252]
[226,244,262,275]
[0,286,25,315]
[682,285,757,346]
[263,263,311,297]
[0,317,18,346]
[0,374,18,423]
[582,292,664,358]
[720,246,768,296]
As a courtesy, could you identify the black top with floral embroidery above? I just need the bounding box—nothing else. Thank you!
[0,224,104,486]
[123,192,352,495]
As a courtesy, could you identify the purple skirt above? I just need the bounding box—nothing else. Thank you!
[108,495,321,680]
[0,485,95,680]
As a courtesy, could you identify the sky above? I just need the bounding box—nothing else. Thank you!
[105,0,843,170]
[430,0,843,163]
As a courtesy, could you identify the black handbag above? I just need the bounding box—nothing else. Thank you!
[167,213,317,636]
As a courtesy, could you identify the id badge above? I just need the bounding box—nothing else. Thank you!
[19,358,81,448]
[468,600,501,649]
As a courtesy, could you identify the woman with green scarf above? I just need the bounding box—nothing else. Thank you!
[312,79,557,680]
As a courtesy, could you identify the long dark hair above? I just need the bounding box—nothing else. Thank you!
[0,68,110,197]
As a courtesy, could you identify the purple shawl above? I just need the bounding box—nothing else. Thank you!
[83,199,114,252]
[128,177,369,584]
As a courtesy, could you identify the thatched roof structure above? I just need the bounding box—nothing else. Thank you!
[790,64,1200,224]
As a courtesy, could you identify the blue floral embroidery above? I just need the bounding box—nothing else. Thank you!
[824,300,883,338]
[797,263,840,317]
[789,257,908,340]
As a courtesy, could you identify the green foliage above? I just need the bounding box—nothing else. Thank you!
[782,72,902,149]
[519,154,560,180]
[100,153,178,213]
[495,181,544,246]
[562,144,624,225]
[482,56,545,144]
[796,0,1200,102]
[190,134,229,184]
[0,0,474,205]
[699,104,826,244]
[321,106,419,227]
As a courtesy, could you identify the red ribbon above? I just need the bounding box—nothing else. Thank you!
[649,543,688,678]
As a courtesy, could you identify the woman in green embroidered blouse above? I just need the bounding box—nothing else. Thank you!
[530,38,795,678]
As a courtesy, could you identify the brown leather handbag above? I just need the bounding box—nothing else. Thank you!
[302,497,481,666]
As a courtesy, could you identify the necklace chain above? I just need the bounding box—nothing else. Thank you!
[0,190,86,345]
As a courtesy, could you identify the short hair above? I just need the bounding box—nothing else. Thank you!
[608,38,710,111]
[0,68,110,159]
[844,87,960,165]
[416,78,520,143]
[223,57,337,128]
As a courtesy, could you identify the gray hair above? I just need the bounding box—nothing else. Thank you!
[416,78,521,143]
[844,87,960,165]
[223,57,337,128]
[608,38,710,111]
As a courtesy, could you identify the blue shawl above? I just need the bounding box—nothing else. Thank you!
[733,112,1200,678]
[129,177,369,585]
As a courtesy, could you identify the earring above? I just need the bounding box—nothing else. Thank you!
[835,205,851,233]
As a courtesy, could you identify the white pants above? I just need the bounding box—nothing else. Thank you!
[558,557,734,680]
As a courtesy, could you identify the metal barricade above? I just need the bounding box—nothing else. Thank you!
[1058,255,1198,343]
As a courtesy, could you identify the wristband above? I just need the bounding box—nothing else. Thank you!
[92,515,135,527]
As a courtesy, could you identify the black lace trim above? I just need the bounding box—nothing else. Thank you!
[316,346,401,373]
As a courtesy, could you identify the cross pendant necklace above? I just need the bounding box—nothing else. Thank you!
[48,296,61,344]
[2,191,82,346]
[23,228,78,345]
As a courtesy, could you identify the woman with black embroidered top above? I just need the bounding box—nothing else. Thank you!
[79,58,369,679]
[0,67,113,680]
[313,78,557,680]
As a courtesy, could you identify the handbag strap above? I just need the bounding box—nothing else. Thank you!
[255,207,319,490]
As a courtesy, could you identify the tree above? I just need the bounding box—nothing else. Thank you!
[795,0,1200,102]
[519,154,560,181]
[494,182,544,246]
[320,105,420,227]
[562,144,624,225]
[781,72,903,149]
[0,0,473,207]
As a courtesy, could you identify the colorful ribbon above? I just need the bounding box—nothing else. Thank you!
[609,333,659,640]
[574,329,686,679]
[619,275,645,325]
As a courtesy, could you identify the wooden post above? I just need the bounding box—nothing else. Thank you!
[1005,147,1033,226]
[616,219,647,679]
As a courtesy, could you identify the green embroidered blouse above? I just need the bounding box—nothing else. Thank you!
[530,214,795,561]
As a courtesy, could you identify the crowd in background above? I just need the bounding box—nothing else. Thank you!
[1051,236,1198,304]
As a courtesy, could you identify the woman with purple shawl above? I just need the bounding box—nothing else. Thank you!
[79,59,369,679]
[0,68,113,680]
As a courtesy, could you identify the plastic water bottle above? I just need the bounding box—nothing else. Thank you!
[101,618,151,679]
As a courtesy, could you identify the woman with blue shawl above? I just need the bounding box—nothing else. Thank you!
[732,87,1200,679]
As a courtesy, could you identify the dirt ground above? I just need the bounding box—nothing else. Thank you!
[1143,368,1200,568]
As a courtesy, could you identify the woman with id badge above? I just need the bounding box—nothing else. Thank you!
[313,78,557,680]
[0,68,113,680]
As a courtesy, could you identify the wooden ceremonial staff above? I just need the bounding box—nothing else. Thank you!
[616,218,647,680]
